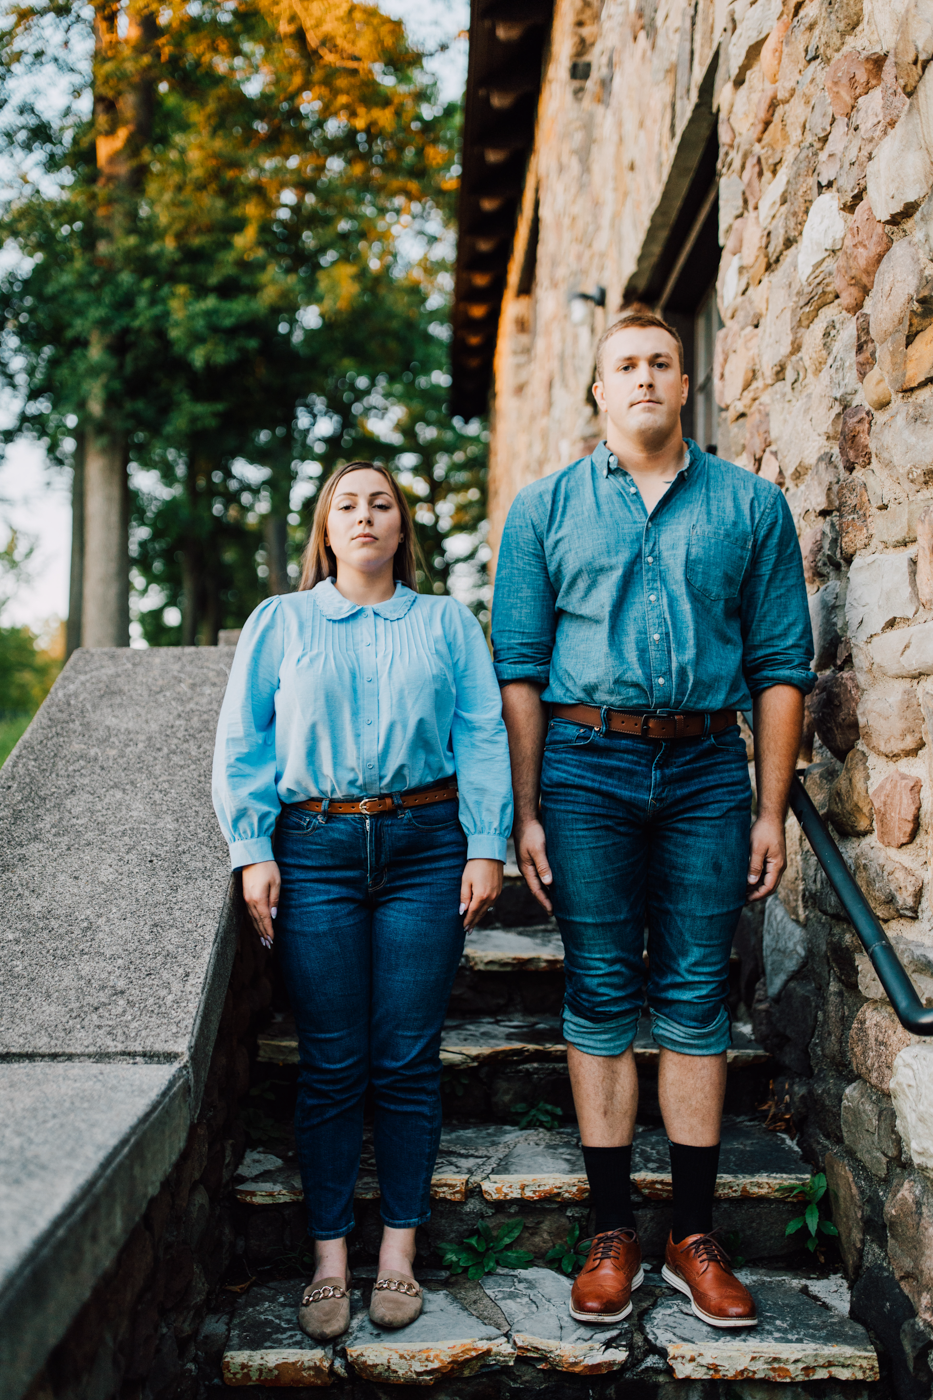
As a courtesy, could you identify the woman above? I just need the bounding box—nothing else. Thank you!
[213,461,512,1339]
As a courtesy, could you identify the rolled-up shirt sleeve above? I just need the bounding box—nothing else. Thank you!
[742,490,817,697]
[447,602,514,862]
[492,491,557,688]
[212,596,284,869]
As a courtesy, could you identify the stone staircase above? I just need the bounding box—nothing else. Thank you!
[220,859,882,1391]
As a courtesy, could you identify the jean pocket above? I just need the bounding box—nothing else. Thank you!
[277,805,320,835]
[544,718,596,748]
[686,526,751,600]
[405,800,462,831]
[709,724,749,756]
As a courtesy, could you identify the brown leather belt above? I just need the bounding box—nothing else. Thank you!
[552,704,737,740]
[291,777,458,816]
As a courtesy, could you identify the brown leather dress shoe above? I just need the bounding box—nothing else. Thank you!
[570,1228,643,1323]
[662,1231,757,1328]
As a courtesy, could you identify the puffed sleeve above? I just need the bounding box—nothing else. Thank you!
[212,596,285,869]
[445,601,514,861]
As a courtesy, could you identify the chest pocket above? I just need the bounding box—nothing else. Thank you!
[686,525,752,600]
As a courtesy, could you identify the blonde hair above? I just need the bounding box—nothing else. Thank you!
[595,307,685,379]
[298,460,420,592]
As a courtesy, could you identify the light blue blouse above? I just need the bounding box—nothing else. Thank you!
[212,579,513,869]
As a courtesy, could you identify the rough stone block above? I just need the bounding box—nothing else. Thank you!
[729,0,783,84]
[835,198,892,312]
[854,840,923,918]
[871,239,925,345]
[891,1044,933,1171]
[798,192,846,282]
[866,62,933,223]
[847,552,918,646]
[826,50,887,118]
[787,449,842,518]
[895,0,933,94]
[904,322,933,387]
[885,1169,933,1326]
[850,1001,914,1091]
[824,1151,865,1278]
[805,756,844,814]
[871,621,933,678]
[224,1282,333,1385]
[643,1271,878,1380]
[810,582,843,671]
[863,365,893,407]
[809,671,861,759]
[759,254,803,384]
[870,771,922,847]
[838,404,874,471]
[343,1286,512,1383]
[916,504,933,607]
[828,748,874,836]
[479,1269,627,1373]
[842,1078,901,1177]
[857,680,924,757]
[872,396,933,492]
[837,476,873,559]
[763,897,808,998]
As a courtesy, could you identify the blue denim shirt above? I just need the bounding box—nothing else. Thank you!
[491,439,815,711]
[213,580,513,869]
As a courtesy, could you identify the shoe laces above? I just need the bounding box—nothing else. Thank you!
[681,1228,732,1273]
[586,1227,638,1266]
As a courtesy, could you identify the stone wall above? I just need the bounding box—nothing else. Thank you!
[487,0,933,1392]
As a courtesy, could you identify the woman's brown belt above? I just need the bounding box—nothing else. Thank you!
[551,704,737,740]
[291,777,458,816]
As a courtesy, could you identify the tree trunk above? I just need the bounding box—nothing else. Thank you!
[66,433,85,659]
[82,427,129,646]
[264,514,291,595]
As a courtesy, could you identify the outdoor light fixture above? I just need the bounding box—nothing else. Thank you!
[570,285,606,323]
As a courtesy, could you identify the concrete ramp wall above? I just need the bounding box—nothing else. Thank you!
[0,649,239,1399]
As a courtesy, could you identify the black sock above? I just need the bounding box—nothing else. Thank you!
[669,1140,720,1243]
[581,1144,637,1233]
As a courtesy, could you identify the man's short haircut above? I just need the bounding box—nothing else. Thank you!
[595,306,685,379]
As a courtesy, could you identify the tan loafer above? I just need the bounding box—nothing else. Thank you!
[298,1274,352,1341]
[369,1271,423,1329]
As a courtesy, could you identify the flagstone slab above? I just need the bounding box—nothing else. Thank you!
[460,926,564,972]
[223,1283,334,1385]
[643,1271,879,1381]
[479,1268,629,1373]
[342,1286,513,1384]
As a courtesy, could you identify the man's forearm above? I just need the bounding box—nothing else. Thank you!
[501,681,548,823]
[752,684,805,819]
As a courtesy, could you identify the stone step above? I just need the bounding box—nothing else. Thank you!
[221,1267,878,1386]
[234,1115,808,1207]
[256,1012,769,1071]
[460,924,741,975]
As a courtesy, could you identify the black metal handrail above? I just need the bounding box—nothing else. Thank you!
[787,773,933,1034]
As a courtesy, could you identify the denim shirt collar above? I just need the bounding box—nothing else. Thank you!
[592,437,705,479]
[310,578,418,621]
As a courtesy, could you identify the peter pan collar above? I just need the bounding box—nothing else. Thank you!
[310,577,418,620]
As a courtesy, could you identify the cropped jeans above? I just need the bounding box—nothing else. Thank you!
[540,718,752,1057]
[274,799,468,1239]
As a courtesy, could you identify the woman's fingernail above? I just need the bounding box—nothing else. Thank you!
[459,903,467,915]
[271,906,278,918]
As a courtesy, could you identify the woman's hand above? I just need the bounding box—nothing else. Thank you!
[459,859,503,931]
[242,860,281,949]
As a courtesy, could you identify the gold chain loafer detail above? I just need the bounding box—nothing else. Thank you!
[369,1271,424,1329]
[298,1275,352,1341]
[662,1230,758,1328]
[570,1227,644,1323]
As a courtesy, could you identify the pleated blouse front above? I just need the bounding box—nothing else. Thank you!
[212,579,513,869]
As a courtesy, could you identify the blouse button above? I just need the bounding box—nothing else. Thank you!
[367,719,373,725]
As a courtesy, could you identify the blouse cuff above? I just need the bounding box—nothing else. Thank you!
[228,836,275,870]
[466,833,507,862]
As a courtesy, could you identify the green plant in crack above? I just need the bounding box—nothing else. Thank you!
[440,1066,472,1097]
[780,1172,839,1255]
[514,1100,563,1130]
[440,1219,534,1279]
[544,1222,590,1275]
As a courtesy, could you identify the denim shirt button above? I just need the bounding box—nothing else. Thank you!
[658,678,666,685]
[646,555,654,563]
[653,633,660,641]
[649,593,657,602]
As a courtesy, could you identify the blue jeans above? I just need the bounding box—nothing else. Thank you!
[274,800,468,1239]
[540,718,752,1057]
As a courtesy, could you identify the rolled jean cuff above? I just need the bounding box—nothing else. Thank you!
[380,1209,432,1229]
[309,1219,356,1241]
[561,1003,641,1056]
[649,1004,731,1056]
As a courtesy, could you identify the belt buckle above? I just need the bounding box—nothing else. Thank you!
[358,797,379,815]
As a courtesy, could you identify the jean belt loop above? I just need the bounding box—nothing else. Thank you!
[391,791,405,814]
[703,712,711,737]
[319,797,330,825]
[598,706,608,737]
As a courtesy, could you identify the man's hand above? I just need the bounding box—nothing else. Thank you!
[242,860,281,948]
[514,816,554,914]
[460,859,503,930]
[746,814,786,902]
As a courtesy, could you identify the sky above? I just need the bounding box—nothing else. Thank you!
[0,0,469,634]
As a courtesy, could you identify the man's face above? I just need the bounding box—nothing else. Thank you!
[592,327,689,448]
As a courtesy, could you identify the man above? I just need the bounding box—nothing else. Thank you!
[491,309,814,1329]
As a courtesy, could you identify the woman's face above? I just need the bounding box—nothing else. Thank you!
[325,468,403,575]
